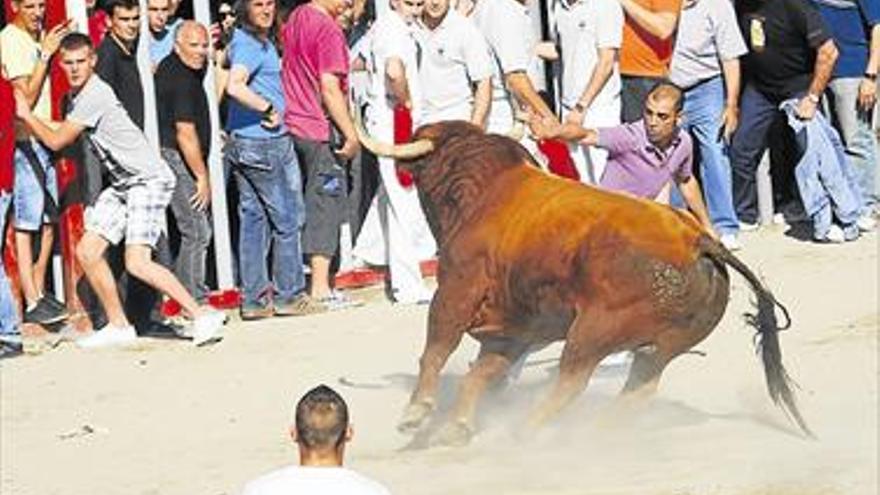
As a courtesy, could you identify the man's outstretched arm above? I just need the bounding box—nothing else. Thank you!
[14,89,84,151]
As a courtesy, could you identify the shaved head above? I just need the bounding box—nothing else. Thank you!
[174,20,209,70]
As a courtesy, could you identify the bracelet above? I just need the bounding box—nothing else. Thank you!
[865,72,878,82]
[806,93,820,104]
[573,102,587,113]
[262,102,274,119]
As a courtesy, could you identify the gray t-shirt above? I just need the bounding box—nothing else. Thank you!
[67,76,173,187]
[669,0,747,89]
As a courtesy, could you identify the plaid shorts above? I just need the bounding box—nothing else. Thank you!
[85,179,175,247]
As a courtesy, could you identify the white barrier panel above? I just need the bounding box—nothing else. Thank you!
[192,0,234,289]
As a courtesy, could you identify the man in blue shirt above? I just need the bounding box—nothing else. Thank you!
[813,0,879,230]
[224,0,316,319]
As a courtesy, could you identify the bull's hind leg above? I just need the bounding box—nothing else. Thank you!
[622,256,729,400]
[525,312,615,430]
[430,336,530,446]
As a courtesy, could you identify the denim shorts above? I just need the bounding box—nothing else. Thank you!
[13,140,58,231]
[0,191,19,335]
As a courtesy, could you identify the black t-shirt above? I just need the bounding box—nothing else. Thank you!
[155,52,210,156]
[736,0,832,98]
[95,35,145,129]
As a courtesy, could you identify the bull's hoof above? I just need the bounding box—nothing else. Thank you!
[397,401,434,435]
[429,420,474,447]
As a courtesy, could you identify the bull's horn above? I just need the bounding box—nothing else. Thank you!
[353,106,434,159]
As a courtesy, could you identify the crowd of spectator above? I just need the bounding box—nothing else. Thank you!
[0,0,877,350]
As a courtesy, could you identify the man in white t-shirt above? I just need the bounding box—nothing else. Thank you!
[414,0,494,125]
[469,0,558,135]
[553,0,623,184]
[353,0,436,305]
[241,385,391,495]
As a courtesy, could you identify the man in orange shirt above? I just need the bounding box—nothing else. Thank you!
[617,0,682,122]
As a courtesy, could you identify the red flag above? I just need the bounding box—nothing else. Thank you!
[393,104,415,189]
[537,138,580,181]
[46,0,90,331]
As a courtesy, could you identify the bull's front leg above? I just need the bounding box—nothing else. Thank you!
[429,338,527,447]
[399,293,468,434]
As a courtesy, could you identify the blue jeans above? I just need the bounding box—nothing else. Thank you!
[730,85,802,224]
[827,77,878,215]
[682,77,739,235]
[227,135,306,308]
[13,140,57,231]
[0,192,20,335]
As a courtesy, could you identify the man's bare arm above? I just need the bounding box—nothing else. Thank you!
[15,88,83,150]
[505,71,556,120]
[618,0,679,40]
[719,57,741,142]
[858,24,880,111]
[13,22,70,107]
[678,175,718,238]
[175,122,211,210]
[320,72,360,159]
[797,39,838,119]
[470,78,493,129]
[385,56,411,108]
[566,47,616,125]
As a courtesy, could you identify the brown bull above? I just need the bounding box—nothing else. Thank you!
[357,119,810,446]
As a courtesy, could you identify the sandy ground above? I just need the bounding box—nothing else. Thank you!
[1,225,877,495]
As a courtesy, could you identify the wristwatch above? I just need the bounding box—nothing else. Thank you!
[573,101,588,113]
[806,93,821,104]
[38,50,52,63]
[864,72,878,82]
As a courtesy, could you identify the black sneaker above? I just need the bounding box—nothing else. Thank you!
[24,297,70,325]
[42,295,67,313]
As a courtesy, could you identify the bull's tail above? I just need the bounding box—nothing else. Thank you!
[700,236,813,437]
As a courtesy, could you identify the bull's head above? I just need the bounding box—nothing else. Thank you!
[353,106,526,167]
[353,107,535,245]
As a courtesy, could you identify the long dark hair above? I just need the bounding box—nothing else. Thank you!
[233,0,280,46]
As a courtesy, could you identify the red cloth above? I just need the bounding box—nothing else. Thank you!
[0,75,14,193]
[88,10,109,47]
[393,105,415,189]
[537,139,580,182]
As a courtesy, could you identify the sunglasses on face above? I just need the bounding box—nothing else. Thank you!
[220,11,234,18]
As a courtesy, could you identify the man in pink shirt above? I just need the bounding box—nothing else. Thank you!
[282,0,361,309]
[535,83,717,239]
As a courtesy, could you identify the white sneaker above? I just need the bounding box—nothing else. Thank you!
[857,214,876,232]
[817,224,846,243]
[720,233,742,251]
[739,221,760,232]
[191,310,226,347]
[77,324,137,349]
[393,287,435,305]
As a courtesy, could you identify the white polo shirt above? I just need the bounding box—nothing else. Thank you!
[414,9,494,124]
[471,0,533,107]
[553,0,623,109]
[365,11,423,126]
